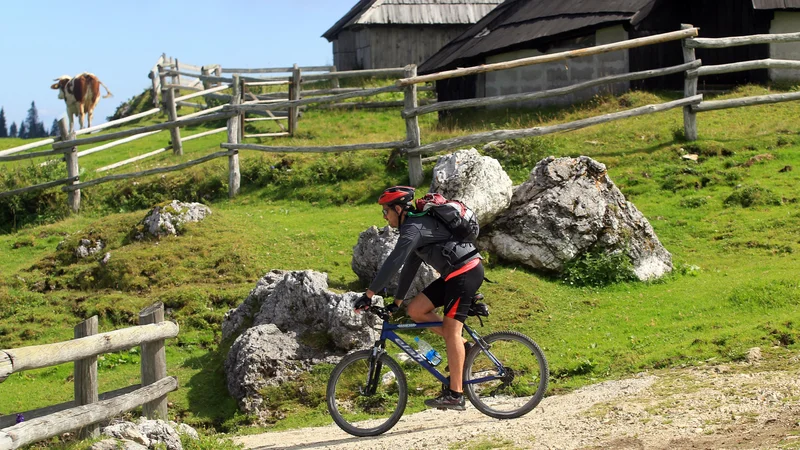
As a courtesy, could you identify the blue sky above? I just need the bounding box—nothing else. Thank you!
[0,0,358,132]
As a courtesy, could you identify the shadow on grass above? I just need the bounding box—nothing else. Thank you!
[183,346,252,432]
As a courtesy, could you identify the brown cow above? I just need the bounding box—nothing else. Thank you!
[50,73,113,133]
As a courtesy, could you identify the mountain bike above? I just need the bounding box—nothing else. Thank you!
[326,295,549,437]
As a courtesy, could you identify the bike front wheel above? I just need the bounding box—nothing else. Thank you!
[326,349,408,437]
[464,331,549,419]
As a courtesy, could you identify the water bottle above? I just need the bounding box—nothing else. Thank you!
[414,336,442,366]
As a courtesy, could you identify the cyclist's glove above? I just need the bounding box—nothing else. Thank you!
[353,294,372,312]
[386,302,400,315]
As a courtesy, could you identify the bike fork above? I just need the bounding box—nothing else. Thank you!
[364,345,385,396]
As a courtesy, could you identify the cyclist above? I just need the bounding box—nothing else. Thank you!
[354,185,484,411]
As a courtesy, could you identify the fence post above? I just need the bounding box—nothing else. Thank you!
[174,58,181,88]
[150,68,160,108]
[681,23,699,141]
[58,118,80,212]
[403,65,423,186]
[74,316,99,439]
[164,86,183,156]
[227,75,242,198]
[214,66,223,87]
[330,66,340,89]
[288,64,302,135]
[139,303,168,420]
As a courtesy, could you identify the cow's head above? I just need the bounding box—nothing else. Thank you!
[50,76,72,100]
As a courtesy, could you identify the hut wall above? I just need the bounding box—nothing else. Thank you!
[368,26,468,68]
[483,25,630,108]
[769,11,800,81]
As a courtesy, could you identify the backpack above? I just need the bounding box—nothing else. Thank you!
[414,193,480,242]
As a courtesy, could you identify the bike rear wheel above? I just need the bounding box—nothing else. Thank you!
[464,331,548,419]
[326,349,408,437]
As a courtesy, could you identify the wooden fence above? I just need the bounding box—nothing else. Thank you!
[5,26,800,207]
[680,24,800,140]
[220,27,703,186]
[0,303,178,450]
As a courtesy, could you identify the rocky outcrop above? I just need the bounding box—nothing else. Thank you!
[429,148,512,225]
[134,200,211,240]
[223,270,380,422]
[350,225,438,299]
[99,419,197,450]
[480,156,672,281]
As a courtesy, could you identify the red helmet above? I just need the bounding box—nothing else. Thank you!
[378,186,415,208]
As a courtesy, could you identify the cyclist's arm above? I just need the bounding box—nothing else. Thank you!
[367,225,421,298]
[393,253,421,302]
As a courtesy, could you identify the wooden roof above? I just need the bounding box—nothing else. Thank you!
[323,0,504,41]
[420,0,653,74]
[752,0,800,9]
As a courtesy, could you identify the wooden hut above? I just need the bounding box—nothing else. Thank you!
[420,0,800,108]
[322,0,504,71]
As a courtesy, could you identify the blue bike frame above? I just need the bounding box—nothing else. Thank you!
[375,320,506,386]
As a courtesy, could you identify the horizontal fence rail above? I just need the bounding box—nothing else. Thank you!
[405,95,703,156]
[688,58,800,77]
[693,90,800,112]
[223,65,335,73]
[0,377,178,450]
[686,31,800,48]
[227,84,400,113]
[0,322,178,374]
[0,177,78,200]
[404,60,702,118]
[221,140,410,154]
[397,28,699,86]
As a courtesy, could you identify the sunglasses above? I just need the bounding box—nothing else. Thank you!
[382,207,393,217]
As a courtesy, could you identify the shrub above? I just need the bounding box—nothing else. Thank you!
[0,162,71,231]
[561,248,637,287]
[723,186,782,208]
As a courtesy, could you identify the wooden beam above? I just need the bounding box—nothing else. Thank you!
[176,101,204,109]
[163,83,203,92]
[181,127,227,142]
[53,112,233,150]
[74,316,99,440]
[221,140,409,153]
[397,28,700,87]
[78,131,162,158]
[682,24,699,141]
[406,95,703,156]
[693,91,800,112]
[227,76,242,198]
[404,65,423,187]
[58,120,80,212]
[63,152,229,191]
[686,31,800,48]
[0,384,141,429]
[228,84,399,113]
[139,303,168,420]
[0,139,55,157]
[303,67,406,81]
[403,60,701,118]
[72,108,162,138]
[95,147,169,173]
[164,87,183,156]
[244,117,287,122]
[688,58,800,78]
[1,322,179,373]
[222,65,334,73]
[0,148,67,163]
[0,177,78,200]
[0,377,177,450]
[0,352,10,384]
[243,133,291,138]
[174,83,231,102]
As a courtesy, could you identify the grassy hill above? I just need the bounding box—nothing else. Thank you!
[0,84,798,447]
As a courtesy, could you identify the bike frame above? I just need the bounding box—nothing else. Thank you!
[367,318,507,389]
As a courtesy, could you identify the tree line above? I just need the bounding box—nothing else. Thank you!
[0,103,61,139]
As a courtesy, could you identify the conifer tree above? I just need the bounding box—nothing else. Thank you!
[9,122,17,138]
[0,108,7,138]
[24,101,47,138]
[18,122,28,139]
[50,119,61,137]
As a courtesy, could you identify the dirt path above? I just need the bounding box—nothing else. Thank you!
[234,349,800,450]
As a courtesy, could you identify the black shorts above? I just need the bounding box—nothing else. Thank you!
[422,260,484,323]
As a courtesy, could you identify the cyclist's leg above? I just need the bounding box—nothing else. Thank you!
[441,262,485,393]
[407,281,445,337]
[442,316,465,392]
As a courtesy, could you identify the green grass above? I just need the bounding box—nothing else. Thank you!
[1,83,800,442]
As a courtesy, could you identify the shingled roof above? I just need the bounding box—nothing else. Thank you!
[752,0,800,8]
[323,0,504,41]
[419,0,656,74]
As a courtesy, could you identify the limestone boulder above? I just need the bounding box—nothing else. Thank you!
[430,148,513,225]
[480,156,672,281]
[223,270,381,421]
[351,225,438,299]
[134,200,211,240]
